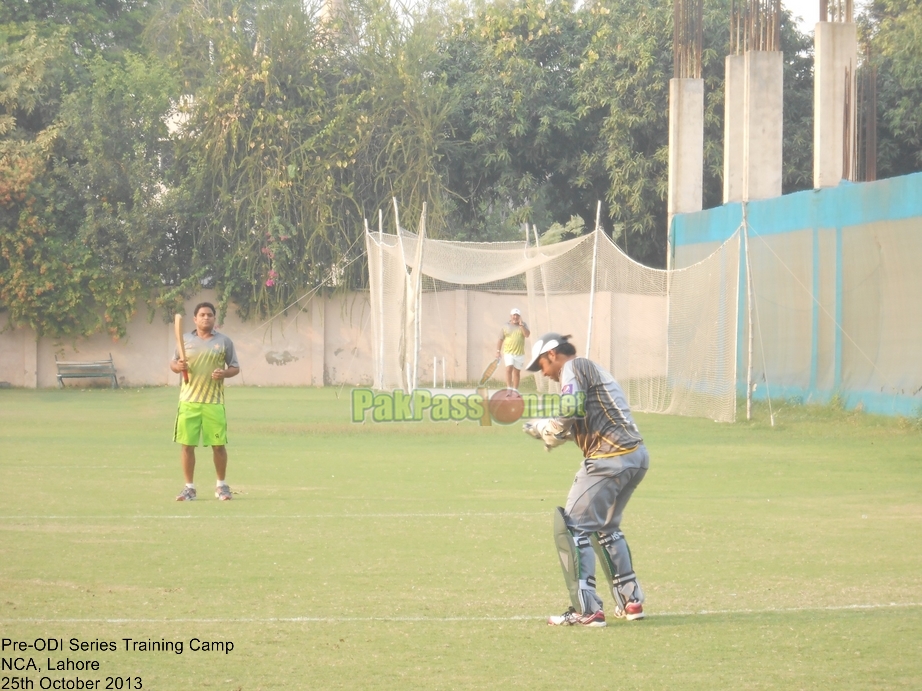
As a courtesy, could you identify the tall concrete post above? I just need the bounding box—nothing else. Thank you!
[724,52,783,203]
[318,0,344,22]
[743,51,784,200]
[814,21,857,188]
[723,55,746,203]
[668,78,704,270]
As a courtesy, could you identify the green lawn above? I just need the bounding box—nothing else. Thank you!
[1,387,920,690]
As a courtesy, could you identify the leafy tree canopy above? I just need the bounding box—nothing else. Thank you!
[1,0,919,336]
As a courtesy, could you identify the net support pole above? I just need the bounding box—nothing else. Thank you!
[377,211,385,389]
[586,201,602,360]
[411,203,427,392]
[536,224,551,329]
[365,217,380,390]
[743,202,755,421]
[394,198,413,392]
[533,223,553,393]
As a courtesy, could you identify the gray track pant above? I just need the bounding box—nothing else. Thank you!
[564,444,649,612]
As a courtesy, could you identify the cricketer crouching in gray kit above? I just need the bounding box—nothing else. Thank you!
[523,333,649,627]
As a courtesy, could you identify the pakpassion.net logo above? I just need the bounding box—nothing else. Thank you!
[351,388,585,425]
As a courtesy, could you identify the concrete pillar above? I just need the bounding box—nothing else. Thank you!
[318,0,344,23]
[814,21,857,189]
[668,78,704,269]
[723,55,746,203]
[724,52,783,203]
[743,51,784,200]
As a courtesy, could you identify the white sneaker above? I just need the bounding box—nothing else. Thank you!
[547,607,606,627]
[176,486,197,501]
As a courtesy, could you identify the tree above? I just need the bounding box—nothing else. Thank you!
[55,52,181,325]
[779,9,814,194]
[153,0,456,318]
[437,0,601,241]
[0,27,100,338]
[863,0,922,178]
[574,0,814,265]
[0,0,153,54]
[0,15,177,338]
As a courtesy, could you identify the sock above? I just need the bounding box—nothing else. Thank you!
[217,480,228,487]
[186,483,195,489]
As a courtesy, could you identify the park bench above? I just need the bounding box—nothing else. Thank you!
[55,353,119,389]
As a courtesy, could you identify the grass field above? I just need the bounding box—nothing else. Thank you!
[1,386,921,690]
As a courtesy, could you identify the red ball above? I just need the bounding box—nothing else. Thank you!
[489,389,525,425]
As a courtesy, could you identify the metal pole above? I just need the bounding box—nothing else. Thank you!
[743,203,755,421]
[393,198,413,392]
[411,203,426,391]
[377,210,385,389]
[586,201,602,360]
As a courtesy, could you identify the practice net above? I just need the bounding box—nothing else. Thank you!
[366,224,741,422]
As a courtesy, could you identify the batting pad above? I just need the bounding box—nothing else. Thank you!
[591,531,643,611]
[553,507,582,612]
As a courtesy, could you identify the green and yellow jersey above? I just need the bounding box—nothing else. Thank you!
[175,331,239,404]
[501,322,526,356]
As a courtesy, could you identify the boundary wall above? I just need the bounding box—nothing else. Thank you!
[672,171,922,416]
[0,289,560,390]
[0,291,372,389]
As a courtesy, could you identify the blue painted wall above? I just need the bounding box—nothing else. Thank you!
[671,172,922,416]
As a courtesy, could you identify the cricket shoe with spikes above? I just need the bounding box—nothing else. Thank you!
[613,601,644,621]
[547,607,606,627]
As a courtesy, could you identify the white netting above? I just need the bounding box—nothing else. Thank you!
[367,224,741,422]
[740,216,922,405]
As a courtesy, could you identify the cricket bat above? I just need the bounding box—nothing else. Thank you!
[174,314,189,383]
[476,356,501,427]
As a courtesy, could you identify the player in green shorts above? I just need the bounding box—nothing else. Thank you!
[171,302,241,501]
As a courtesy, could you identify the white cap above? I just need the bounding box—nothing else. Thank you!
[525,333,567,371]
[510,308,521,316]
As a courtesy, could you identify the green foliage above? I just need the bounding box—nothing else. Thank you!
[153,0,456,318]
[0,27,101,338]
[576,0,814,265]
[540,214,586,244]
[0,0,917,334]
[0,0,153,53]
[779,10,814,193]
[438,0,600,241]
[436,0,813,265]
[574,0,675,265]
[863,0,922,176]
[0,21,179,338]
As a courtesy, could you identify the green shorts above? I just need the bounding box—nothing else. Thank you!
[174,402,228,447]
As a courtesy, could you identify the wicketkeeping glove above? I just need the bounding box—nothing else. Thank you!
[523,419,572,452]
